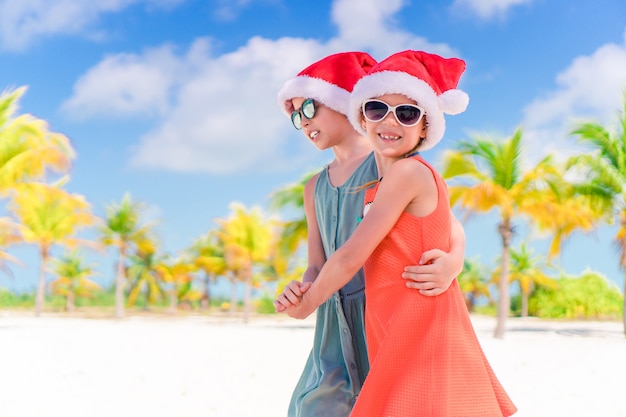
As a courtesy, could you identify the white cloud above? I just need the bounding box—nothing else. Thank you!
[213,0,254,21]
[61,0,462,175]
[450,0,533,20]
[128,36,324,174]
[521,34,626,165]
[0,0,184,51]
[61,44,183,118]
[330,0,457,59]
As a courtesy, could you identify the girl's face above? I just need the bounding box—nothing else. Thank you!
[361,93,426,159]
[290,97,355,151]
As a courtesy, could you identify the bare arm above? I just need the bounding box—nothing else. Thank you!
[401,211,465,295]
[274,175,326,312]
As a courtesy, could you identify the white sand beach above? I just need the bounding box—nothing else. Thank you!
[0,311,624,417]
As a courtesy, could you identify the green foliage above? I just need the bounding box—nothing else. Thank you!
[0,289,35,308]
[473,304,497,316]
[510,293,522,315]
[529,270,623,319]
[255,293,277,315]
[71,288,114,307]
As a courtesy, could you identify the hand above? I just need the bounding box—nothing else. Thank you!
[274,281,312,312]
[284,292,316,320]
[402,248,460,296]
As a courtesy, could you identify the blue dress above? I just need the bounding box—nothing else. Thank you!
[288,152,377,417]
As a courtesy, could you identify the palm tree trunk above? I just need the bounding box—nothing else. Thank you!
[494,222,512,339]
[229,276,237,317]
[201,273,211,311]
[35,246,50,317]
[242,264,253,323]
[243,281,252,324]
[169,290,177,314]
[115,250,126,318]
[623,268,626,336]
[521,292,529,318]
[66,291,75,313]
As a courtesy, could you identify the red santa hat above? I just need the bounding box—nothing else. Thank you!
[277,51,377,116]
[348,50,469,151]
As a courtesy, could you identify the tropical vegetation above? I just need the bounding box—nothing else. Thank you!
[441,129,597,337]
[565,91,626,333]
[0,86,625,338]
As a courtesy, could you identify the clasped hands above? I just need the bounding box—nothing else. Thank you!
[274,248,458,318]
[274,280,313,319]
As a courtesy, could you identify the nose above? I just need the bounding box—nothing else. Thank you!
[300,114,311,127]
[381,109,398,125]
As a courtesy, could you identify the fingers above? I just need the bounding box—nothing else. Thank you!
[418,287,446,297]
[275,290,299,309]
[403,263,446,284]
[418,248,444,265]
[274,281,311,312]
[403,262,440,279]
[273,301,287,312]
[404,272,453,293]
[404,280,446,297]
[402,267,437,283]
[283,281,302,299]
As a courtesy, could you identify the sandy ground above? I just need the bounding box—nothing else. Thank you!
[0,311,624,417]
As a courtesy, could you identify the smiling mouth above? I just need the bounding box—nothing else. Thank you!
[379,133,400,141]
[309,130,319,140]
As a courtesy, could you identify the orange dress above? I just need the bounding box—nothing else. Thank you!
[350,155,517,417]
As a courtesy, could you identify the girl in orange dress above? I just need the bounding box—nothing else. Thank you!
[281,50,517,416]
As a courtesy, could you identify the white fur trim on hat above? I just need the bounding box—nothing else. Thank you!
[276,52,377,119]
[277,75,350,116]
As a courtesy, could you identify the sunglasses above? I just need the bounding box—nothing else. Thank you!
[291,98,316,130]
[362,99,425,127]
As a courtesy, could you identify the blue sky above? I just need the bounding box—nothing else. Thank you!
[2,0,626,294]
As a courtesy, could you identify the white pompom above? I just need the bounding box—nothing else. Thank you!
[438,89,469,115]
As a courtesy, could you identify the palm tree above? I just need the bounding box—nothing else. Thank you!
[457,258,492,312]
[269,171,315,255]
[188,232,226,311]
[567,91,626,334]
[215,203,274,323]
[155,256,199,313]
[493,243,557,317]
[0,87,74,195]
[8,182,98,316]
[100,193,151,318]
[126,238,165,310]
[263,222,308,297]
[50,250,101,312]
[0,217,24,280]
[442,128,592,338]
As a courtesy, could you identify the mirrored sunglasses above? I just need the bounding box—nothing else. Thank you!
[291,98,316,130]
[362,99,425,127]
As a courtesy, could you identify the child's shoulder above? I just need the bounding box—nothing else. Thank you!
[382,157,439,195]
[305,171,322,189]
[389,155,433,176]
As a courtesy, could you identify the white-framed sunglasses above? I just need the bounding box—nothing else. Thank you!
[362,99,425,127]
